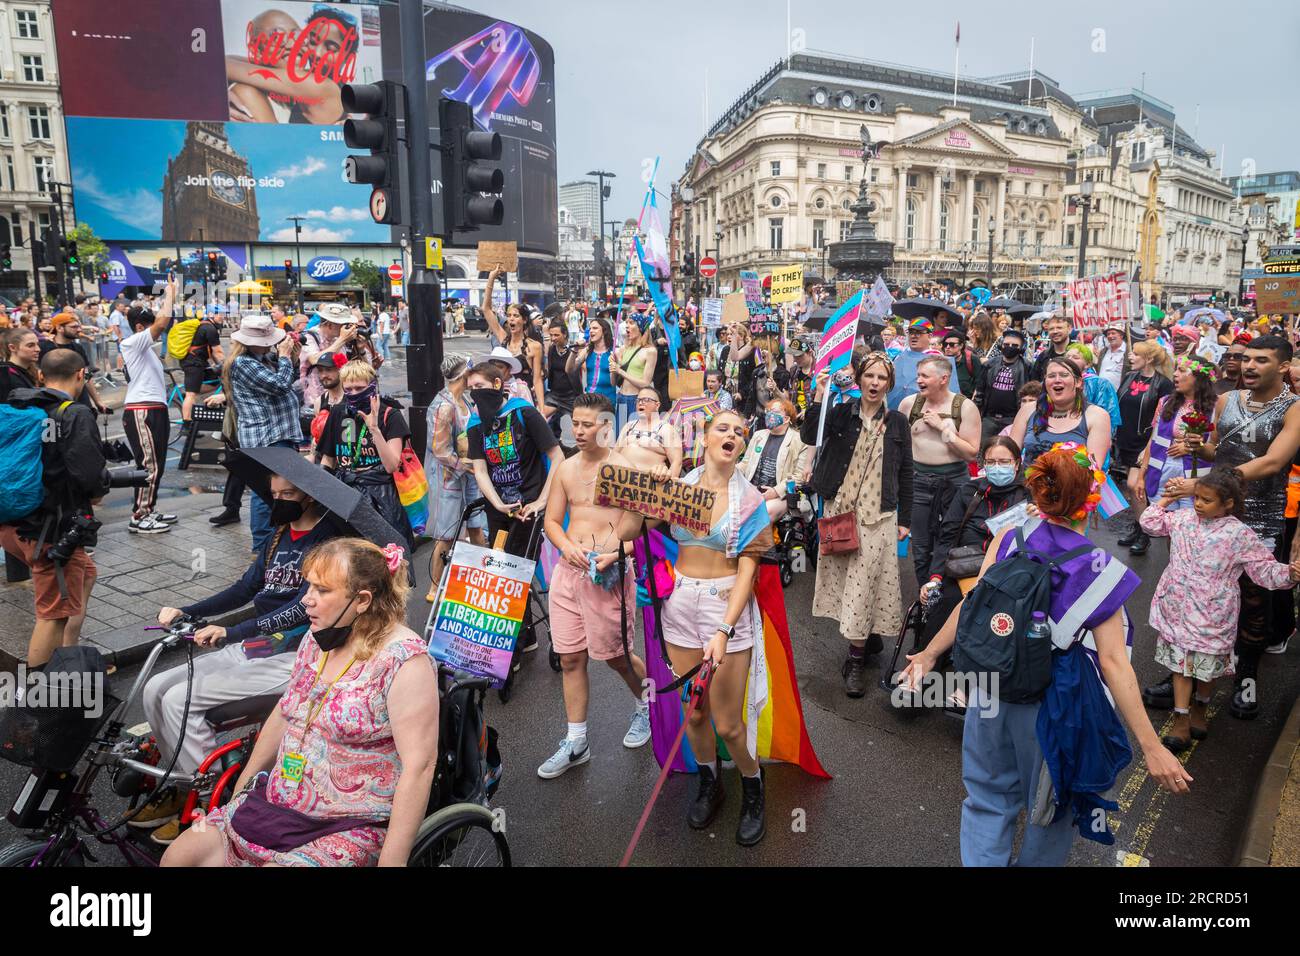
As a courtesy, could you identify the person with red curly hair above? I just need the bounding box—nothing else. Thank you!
[901,442,1192,866]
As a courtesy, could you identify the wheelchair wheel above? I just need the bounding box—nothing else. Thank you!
[548,647,561,672]
[408,803,510,867]
[0,837,84,868]
[779,562,793,588]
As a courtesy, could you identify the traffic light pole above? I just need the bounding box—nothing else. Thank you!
[399,0,441,462]
[28,220,42,304]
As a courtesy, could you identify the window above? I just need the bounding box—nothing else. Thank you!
[817,163,827,179]
[770,161,781,177]
[907,174,918,188]
[869,167,878,183]
[814,197,826,210]
[33,155,53,192]
[844,165,854,181]
[939,203,949,250]
[974,180,984,193]
[1017,229,1027,254]
[27,106,50,140]
[769,194,782,208]
[813,219,826,249]
[1035,232,1044,256]
[971,210,980,244]
[37,211,51,232]
[15,9,39,38]
[769,217,784,250]
[21,55,44,83]
[3,155,14,192]
[839,220,852,242]
[905,198,916,250]
[0,107,8,140]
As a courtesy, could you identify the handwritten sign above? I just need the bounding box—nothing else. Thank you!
[740,270,763,308]
[770,265,803,304]
[595,464,717,535]
[476,240,518,274]
[1256,276,1300,314]
[427,542,535,687]
[701,297,723,328]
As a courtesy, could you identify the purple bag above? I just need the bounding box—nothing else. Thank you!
[230,775,386,853]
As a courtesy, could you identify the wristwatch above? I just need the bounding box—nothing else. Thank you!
[716,623,737,642]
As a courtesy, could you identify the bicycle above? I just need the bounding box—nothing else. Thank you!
[163,367,223,446]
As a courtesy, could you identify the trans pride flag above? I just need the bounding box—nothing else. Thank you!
[634,190,682,369]
[813,290,865,377]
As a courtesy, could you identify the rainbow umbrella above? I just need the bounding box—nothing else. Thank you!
[667,395,722,463]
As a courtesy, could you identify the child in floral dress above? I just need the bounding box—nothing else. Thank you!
[1139,467,1300,752]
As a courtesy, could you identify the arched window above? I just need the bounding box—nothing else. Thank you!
[939,202,949,251]
[905,198,916,250]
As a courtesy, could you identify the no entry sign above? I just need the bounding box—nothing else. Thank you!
[387,264,404,281]
[699,257,718,278]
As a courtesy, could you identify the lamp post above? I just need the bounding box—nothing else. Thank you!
[605,219,621,301]
[285,215,306,313]
[1077,179,1095,279]
[986,218,995,286]
[956,242,972,291]
[588,170,616,301]
[710,225,723,296]
[1238,223,1250,306]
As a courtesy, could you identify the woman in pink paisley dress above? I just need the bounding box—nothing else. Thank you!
[163,538,438,867]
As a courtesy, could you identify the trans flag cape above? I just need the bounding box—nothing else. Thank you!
[632,467,829,779]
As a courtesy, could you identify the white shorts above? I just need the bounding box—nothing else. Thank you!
[660,573,756,653]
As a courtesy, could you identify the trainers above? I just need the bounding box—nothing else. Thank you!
[151,511,179,524]
[537,737,590,779]
[129,514,172,535]
[1266,633,1292,655]
[149,817,183,846]
[623,708,651,749]
[126,792,184,829]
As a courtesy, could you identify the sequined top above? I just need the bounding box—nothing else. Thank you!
[1215,389,1299,549]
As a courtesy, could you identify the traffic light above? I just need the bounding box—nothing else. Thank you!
[1,243,10,271]
[206,251,220,281]
[439,97,504,235]
[341,80,403,225]
[284,258,296,286]
[65,240,78,267]
[683,251,696,276]
[32,238,45,269]
[98,270,109,284]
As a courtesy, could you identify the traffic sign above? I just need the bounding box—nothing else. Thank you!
[699,257,718,278]
[387,263,404,281]
[425,237,444,270]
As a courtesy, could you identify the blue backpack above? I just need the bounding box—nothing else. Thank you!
[0,402,69,524]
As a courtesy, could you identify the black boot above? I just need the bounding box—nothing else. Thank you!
[1142,674,1174,709]
[842,654,867,698]
[688,760,725,830]
[736,768,766,847]
[208,508,241,527]
[1229,676,1260,720]
[1128,532,1151,556]
[1117,520,1141,548]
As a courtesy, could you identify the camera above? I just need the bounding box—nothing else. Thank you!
[46,514,102,563]
[107,465,150,489]
[102,438,134,463]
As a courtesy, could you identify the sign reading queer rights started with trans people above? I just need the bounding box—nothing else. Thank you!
[428,542,534,686]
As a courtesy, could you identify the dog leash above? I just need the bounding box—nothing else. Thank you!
[619,660,714,868]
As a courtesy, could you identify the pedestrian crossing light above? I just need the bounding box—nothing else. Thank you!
[1,243,11,271]
[284,258,296,285]
[439,97,504,235]
[342,80,403,226]
[206,251,220,281]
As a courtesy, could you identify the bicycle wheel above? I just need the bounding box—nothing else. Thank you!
[0,836,84,868]
[407,803,510,868]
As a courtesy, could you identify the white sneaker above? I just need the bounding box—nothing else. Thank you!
[129,515,171,534]
[623,708,652,749]
[151,511,179,524]
[537,737,590,779]
[1266,633,1292,655]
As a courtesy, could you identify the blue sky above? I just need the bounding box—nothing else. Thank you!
[67,117,387,243]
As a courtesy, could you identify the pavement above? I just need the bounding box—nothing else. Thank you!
[2,336,1298,865]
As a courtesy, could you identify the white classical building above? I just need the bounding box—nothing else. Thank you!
[0,0,71,301]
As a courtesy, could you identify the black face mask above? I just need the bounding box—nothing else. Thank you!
[1001,344,1023,359]
[470,388,505,423]
[269,499,306,527]
[313,597,356,652]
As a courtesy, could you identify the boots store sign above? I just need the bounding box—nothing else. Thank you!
[306,257,351,282]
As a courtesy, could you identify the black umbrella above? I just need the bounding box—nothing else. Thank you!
[225,446,407,551]
[986,297,1039,318]
[891,297,964,322]
[800,305,836,332]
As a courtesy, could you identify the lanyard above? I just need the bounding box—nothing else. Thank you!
[298,650,357,747]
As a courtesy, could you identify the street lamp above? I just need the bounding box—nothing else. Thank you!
[588,169,616,300]
[285,215,306,313]
[1077,179,1095,280]
[955,243,973,290]
[986,217,995,286]
[710,225,723,296]
[1238,223,1250,306]
[605,219,621,301]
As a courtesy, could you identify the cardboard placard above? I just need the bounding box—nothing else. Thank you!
[1256,276,1300,314]
[595,464,716,534]
[721,291,749,329]
[770,265,803,304]
[476,241,519,274]
[668,369,705,399]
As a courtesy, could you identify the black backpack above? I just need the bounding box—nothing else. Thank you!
[952,527,1092,704]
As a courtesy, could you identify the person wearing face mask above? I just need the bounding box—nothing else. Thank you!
[919,437,1032,648]
[140,474,339,845]
[164,538,438,867]
[741,398,809,498]
[318,360,415,552]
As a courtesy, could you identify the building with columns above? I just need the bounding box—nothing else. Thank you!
[674,52,1081,295]
[0,0,72,301]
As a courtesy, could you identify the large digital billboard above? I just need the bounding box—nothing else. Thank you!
[53,1,557,254]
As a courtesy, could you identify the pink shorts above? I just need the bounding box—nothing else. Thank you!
[661,573,755,653]
[549,560,636,661]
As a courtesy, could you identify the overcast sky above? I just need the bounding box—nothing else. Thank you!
[464,0,1298,222]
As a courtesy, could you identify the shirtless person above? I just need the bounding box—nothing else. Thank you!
[539,393,652,778]
[615,387,682,477]
[899,356,983,581]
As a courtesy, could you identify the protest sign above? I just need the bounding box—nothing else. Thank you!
[668,369,705,399]
[770,265,803,304]
[701,297,723,328]
[1256,276,1300,314]
[476,240,519,273]
[596,464,716,535]
[428,542,534,687]
[721,291,749,328]
[740,270,764,308]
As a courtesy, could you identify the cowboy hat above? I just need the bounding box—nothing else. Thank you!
[315,302,353,326]
[486,345,523,375]
[232,315,287,347]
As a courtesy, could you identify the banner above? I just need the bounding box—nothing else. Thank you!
[428,542,535,687]
[769,265,803,304]
[813,290,864,376]
[1067,271,1132,328]
[596,464,716,534]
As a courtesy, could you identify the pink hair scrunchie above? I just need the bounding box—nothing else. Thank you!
[381,543,405,574]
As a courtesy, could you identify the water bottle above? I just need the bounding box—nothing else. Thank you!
[1027,611,1052,643]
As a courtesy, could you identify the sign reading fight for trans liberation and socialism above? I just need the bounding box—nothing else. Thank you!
[428,542,535,686]
[769,265,803,304]
[596,464,717,535]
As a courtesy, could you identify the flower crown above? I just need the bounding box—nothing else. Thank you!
[1179,356,1218,382]
[1024,441,1104,523]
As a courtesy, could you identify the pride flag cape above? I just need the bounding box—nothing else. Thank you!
[633,470,830,779]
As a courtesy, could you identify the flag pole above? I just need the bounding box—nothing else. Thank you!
[613,157,661,342]
[952,23,960,107]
